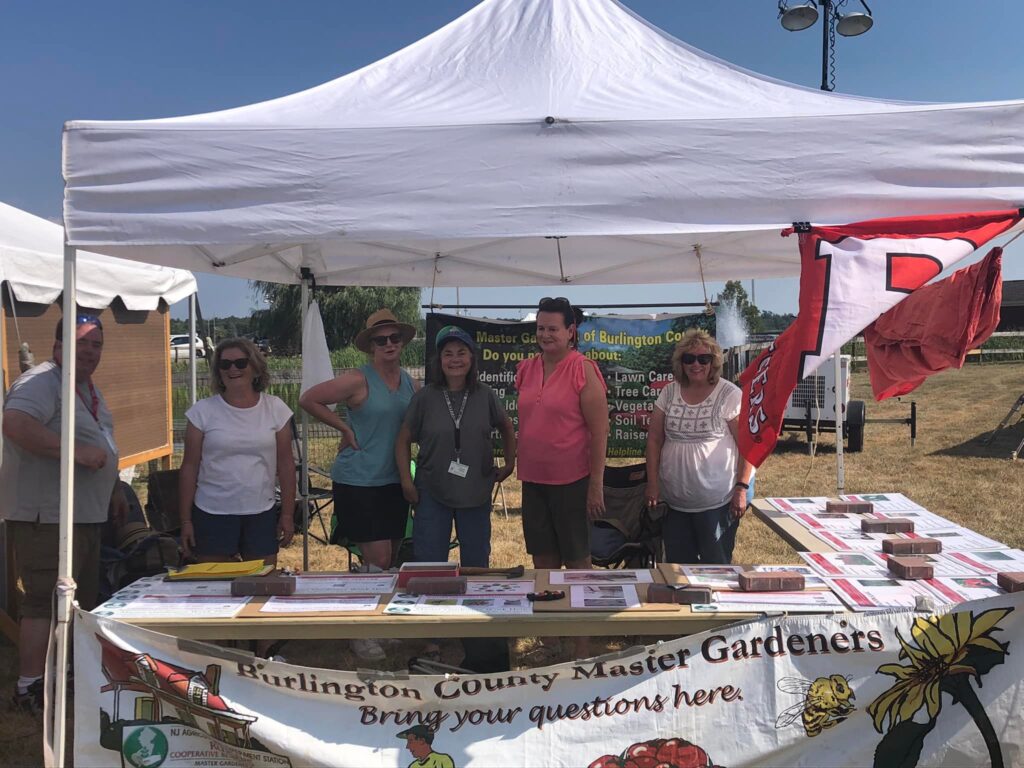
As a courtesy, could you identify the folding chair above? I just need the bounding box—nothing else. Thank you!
[289,417,335,545]
[591,463,665,569]
[144,469,182,535]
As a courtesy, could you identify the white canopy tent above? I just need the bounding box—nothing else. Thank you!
[0,201,195,310]
[0,201,198,451]
[63,0,1024,286]
[54,0,1024,760]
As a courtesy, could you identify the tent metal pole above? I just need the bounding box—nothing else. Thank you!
[421,302,714,310]
[51,242,78,766]
[300,275,311,571]
[835,352,845,491]
[188,293,197,405]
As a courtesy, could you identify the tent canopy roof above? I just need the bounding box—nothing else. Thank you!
[1,202,196,310]
[62,0,1024,287]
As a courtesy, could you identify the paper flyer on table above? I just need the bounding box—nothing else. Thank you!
[679,565,744,589]
[764,496,830,513]
[919,575,1006,605]
[787,510,864,533]
[702,590,844,613]
[92,594,250,619]
[871,508,952,531]
[920,528,1007,551]
[548,569,653,585]
[806,528,892,552]
[751,564,828,588]
[113,576,235,598]
[946,548,1024,574]
[840,492,925,512]
[293,573,397,594]
[260,595,381,613]
[384,594,533,615]
[464,580,536,595]
[569,585,641,609]
[826,577,932,611]
[801,551,890,578]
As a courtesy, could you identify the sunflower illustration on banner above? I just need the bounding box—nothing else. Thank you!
[867,606,1013,768]
[738,209,1022,468]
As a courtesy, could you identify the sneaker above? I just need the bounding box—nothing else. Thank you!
[350,638,386,662]
[11,679,44,714]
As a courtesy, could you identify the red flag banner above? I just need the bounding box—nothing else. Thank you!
[738,209,1022,468]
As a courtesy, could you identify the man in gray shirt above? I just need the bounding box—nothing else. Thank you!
[1,313,126,713]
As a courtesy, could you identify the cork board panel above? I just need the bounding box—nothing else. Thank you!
[2,297,171,466]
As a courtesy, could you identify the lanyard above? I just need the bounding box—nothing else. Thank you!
[76,380,100,422]
[442,389,469,458]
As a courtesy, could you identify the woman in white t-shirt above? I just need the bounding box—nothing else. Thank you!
[644,329,753,564]
[179,338,295,566]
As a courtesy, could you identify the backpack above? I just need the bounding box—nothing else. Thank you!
[100,522,181,601]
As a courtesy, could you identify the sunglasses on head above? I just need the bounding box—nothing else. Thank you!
[538,296,570,309]
[681,353,713,365]
[371,333,403,347]
[218,358,250,370]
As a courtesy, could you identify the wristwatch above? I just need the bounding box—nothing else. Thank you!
[734,481,750,490]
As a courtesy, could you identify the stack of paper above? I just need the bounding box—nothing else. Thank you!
[166,560,273,580]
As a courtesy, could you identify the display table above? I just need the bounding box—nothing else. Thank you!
[750,498,835,553]
[116,569,753,641]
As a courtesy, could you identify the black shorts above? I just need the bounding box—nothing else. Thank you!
[331,482,408,544]
[191,504,279,559]
[521,477,591,562]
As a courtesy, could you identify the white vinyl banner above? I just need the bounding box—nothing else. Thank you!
[75,595,1024,767]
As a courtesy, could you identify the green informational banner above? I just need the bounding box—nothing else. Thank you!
[426,312,699,458]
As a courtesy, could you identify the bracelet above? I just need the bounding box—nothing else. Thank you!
[734,481,749,490]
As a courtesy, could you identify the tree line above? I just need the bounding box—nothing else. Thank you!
[171,282,794,353]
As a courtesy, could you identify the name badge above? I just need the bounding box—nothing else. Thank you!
[99,424,118,458]
[448,460,469,478]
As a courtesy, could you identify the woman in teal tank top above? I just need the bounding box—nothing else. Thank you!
[299,309,417,571]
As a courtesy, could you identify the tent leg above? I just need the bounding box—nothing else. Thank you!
[49,242,79,767]
[835,353,845,492]
[300,277,311,571]
[188,293,197,405]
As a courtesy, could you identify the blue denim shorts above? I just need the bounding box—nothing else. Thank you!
[191,504,279,559]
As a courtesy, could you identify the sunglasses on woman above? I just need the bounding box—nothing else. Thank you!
[371,333,403,347]
[681,353,713,365]
[218,358,250,370]
[538,296,571,310]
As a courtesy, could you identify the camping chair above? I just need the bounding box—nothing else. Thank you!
[289,417,335,545]
[145,469,182,535]
[591,463,665,569]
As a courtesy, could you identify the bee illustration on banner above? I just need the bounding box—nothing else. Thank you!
[775,675,856,738]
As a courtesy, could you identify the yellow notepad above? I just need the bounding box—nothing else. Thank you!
[166,560,273,580]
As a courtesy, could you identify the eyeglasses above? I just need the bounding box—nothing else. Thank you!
[681,353,713,365]
[218,358,250,370]
[371,333,403,347]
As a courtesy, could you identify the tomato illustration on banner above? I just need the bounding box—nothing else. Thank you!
[589,737,720,768]
[738,209,1022,468]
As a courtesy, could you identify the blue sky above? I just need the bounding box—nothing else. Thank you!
[4,0,1024,319]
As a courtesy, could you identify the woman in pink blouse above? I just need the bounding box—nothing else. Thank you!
[515,297,609,572]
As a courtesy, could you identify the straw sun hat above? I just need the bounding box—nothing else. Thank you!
[354,309,416,353]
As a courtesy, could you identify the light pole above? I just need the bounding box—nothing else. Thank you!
[778,0,874,91]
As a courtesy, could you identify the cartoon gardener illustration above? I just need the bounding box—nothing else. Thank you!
[397,725,455,768]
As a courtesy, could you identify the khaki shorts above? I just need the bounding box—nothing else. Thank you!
[521,477,591,562]
[9,520,103,618]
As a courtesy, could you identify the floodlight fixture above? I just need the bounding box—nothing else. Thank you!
[779,1,819,32]
[836,8,873,37]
